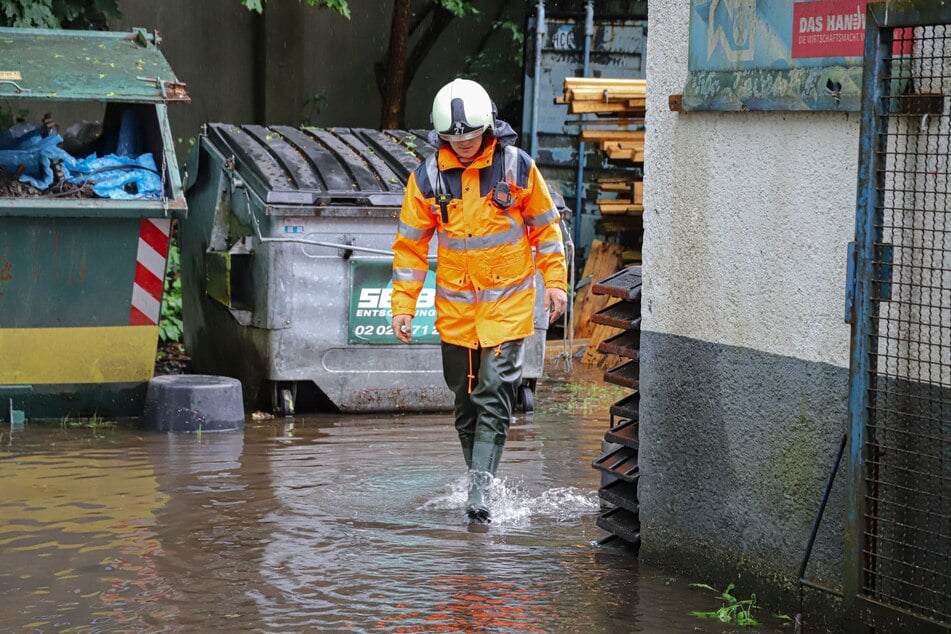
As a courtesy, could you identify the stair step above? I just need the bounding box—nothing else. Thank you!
[592,302,641,330]
[599,478,639,512]
[598,329,640,359]
[603,359,639,390]
[592,266,642,300]
[592,445,639,482]
[605,418,639,449]
[596,506,641,547]
[610,391,640,421]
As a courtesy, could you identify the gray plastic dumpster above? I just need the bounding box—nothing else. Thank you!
[181,124,552,414]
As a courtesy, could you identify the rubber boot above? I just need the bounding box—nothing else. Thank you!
[465,440,505,523]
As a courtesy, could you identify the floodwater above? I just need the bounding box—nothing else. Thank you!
[0,365,791,632]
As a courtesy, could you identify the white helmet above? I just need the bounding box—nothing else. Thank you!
[431,78,495,142]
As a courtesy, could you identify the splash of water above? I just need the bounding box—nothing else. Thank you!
[419,475,599,525]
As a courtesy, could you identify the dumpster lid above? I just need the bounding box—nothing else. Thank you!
[0,27,189,103]
[206,124,436,207]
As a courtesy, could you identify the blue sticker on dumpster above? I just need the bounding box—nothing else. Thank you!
[349,260,439,345]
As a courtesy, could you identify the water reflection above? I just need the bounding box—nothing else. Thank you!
[0,369,788,632]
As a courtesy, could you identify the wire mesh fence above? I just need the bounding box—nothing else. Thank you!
[865,22,951,627]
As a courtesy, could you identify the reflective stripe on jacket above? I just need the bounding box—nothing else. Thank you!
[391,132,567,349]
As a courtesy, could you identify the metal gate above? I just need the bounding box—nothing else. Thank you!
[847,2,951,631]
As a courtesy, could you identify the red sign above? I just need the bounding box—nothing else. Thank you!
[793,0,869,58]
[793,0,913,58]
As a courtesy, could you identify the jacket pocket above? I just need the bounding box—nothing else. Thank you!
[481,241,532,287]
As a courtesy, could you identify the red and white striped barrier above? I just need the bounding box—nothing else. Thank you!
[129,218,172,326]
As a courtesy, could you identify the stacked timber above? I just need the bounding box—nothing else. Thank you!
[562,78,646,360]
[557,77,646,116]
[558,76,645,265]
[559,77,645,168]
[572,239,623,369]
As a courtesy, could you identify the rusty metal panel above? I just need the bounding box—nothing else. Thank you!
[610,390,640,422]
[598,480,639,514]
[603,358,639,390]
[592,300,640,329]
[604,417,638,449]
[590,266,642,299]
[597,329,640,359]
[593,445,639,481]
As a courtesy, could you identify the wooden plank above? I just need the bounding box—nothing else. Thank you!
[572,239,623,339]
[598,202,644,215]
[570,117,646,126]
[580,129,645,143]
[567,89,647,102]
[565,77,647,88]
[597,181,641,203]
[603,146,645,162]
[622,249,642,264]
[598,180,631,193]
[568,101,637,114]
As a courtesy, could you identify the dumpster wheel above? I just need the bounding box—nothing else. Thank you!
[271,382,297,418]
[517,381,535,413]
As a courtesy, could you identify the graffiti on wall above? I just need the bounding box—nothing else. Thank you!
[684,0,893,111]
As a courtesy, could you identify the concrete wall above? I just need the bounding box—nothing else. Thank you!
[110,0,521,161]
[639,0,858,605]
[111,0,259,151]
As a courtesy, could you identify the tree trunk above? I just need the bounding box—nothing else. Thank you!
[381,0,412,129]
[399,6,454,127]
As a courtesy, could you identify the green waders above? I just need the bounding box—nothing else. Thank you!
[441,340,524,522]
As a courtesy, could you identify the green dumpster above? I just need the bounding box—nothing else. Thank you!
[0,27,188,422]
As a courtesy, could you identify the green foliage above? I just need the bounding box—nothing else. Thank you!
[159,239,183,343]
[0,0,119,28]
[60,412,116,429]
[690,583,761,627]
[241,0,350,19]
[240,0,472,22]
[462,17,525,105]
[436,0,478,18]
[302,90,328,126]
[0,105,28,130]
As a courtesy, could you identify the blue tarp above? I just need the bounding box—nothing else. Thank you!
[0,129,162,199]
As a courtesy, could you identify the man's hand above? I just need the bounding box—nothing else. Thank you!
[392,314,413,344]
[544,287,568,324]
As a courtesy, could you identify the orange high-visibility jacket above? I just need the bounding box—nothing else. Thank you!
[391,124,568,349]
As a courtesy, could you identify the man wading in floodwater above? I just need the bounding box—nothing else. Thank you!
[390,78,568,524]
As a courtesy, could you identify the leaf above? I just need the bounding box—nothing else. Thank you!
[690,583,718,592]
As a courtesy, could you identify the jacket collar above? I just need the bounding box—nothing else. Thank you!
[437,136,498,171]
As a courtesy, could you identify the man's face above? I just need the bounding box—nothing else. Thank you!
[448,133,484,161]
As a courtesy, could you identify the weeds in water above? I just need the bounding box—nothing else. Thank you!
[59,412,117,430]
[690,582,760,627]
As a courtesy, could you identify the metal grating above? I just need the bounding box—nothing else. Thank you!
[863,22,951,627]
